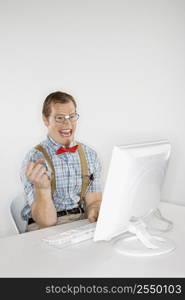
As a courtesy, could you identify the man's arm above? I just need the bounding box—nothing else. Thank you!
[25,158,57,228]
[85,192,102,222]
[31,188,57,228]
[84,150,102,222]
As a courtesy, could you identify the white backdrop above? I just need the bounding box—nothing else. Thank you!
[0,0,185,237]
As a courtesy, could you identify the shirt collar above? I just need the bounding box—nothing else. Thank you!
[47,135,77,151]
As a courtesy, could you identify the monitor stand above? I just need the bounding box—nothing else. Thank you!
[113,216,175,257]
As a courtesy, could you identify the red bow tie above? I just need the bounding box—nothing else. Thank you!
[56,145,78,155]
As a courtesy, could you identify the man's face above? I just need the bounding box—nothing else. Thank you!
[43,101,77,146]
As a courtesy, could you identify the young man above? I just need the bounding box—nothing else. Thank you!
[20,91,102,231]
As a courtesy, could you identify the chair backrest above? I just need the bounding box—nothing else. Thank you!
[10,194,27,233]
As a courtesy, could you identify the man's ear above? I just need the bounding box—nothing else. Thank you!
[42,114,49,127]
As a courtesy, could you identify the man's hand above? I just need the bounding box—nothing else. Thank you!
[25,158,51,190]
[85,192,102,223]
[87,205,100,222]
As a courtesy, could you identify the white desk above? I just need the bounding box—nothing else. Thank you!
[0,202,185,277]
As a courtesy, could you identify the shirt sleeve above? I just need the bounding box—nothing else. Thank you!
[86,153,102,193]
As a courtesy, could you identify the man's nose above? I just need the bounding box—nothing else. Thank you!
[63,117,71,125]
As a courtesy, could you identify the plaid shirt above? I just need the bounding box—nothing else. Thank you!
[20,136,102,221]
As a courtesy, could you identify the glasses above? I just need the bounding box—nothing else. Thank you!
[54,113,79,124]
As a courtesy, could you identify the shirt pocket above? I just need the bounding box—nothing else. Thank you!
[73,170,82,196]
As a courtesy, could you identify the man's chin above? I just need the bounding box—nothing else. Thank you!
[58,136,74,146]
[48,133,74,146]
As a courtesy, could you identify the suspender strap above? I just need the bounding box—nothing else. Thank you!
[76,142,90,206]
[34,144,56,195]
[34,143,90,206]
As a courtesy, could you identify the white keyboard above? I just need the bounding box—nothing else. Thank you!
[42,222,96,249]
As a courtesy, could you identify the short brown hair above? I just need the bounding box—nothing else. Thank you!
[42,91,77,118]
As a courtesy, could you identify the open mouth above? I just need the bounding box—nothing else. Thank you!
[59,129,72,137]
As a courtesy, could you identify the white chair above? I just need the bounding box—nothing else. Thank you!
[10,194,27,233]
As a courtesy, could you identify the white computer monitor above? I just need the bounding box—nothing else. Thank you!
[94,140,175,256]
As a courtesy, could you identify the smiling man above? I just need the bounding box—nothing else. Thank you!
[20,91,102,231]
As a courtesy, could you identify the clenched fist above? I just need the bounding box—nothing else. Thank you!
[25,158,51,190]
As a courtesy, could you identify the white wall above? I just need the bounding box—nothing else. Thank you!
[0,0,185,237]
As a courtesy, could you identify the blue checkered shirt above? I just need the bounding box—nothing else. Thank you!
[20,136,102,221]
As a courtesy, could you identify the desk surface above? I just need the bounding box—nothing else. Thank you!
[0,202,185,278]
